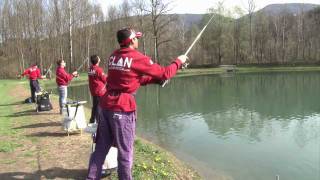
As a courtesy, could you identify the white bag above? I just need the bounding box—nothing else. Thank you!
[62,101,87,133]
[85,123,118,170]
[103,147,118,169]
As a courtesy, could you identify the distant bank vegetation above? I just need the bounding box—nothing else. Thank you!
[0,0,319,78]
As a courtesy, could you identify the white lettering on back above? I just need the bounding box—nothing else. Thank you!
[108,56,132,71]
[88,69,96,76]
[117,58,123,67]
[124,57,132,68]
[109,56,116,66]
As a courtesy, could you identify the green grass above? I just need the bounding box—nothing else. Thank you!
[133,139,177,179]
[0,80,38,154]
[0,80,23,153]
[0,81,15,132]
[0,141,23,153]
[28,136,40,143]
[176,66,320,77]
[105,139,200,179]
[22,150,35,157]
[233,66,320,73]
[0,159,16,165]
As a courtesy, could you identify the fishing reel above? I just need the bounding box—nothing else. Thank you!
[160,62,189,87]
[182,62,189,69]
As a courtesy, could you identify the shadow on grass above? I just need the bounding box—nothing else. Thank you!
[0,101,24,106]
[0,167,87,180]
[13,121,61,129]
[25,131,83,138]
[26,131,69,138]
[0,109,58,118]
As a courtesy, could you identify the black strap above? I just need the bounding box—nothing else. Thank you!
[73,103,79,119]
[66,102,80,119]
[66,104,70,117]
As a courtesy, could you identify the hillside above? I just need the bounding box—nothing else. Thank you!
[170,3,319,28]
[174,14,204,28]
[258,3,319,15]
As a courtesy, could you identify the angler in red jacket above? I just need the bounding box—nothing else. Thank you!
[21,63,44,102]
[87,28,188,180]
[56,59,78,114]
[88,55,107,123]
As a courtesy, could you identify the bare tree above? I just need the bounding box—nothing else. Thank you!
[131,0,147,54]
[144,0,175,63]
[246,0,255,59]
[0,1,319,78]
[232,6,245,64]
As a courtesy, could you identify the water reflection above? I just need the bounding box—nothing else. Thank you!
[136,72,320,144]
[68,71,320,180]
[135,72,320,180]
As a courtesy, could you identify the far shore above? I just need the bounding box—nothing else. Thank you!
[31,65,320,89]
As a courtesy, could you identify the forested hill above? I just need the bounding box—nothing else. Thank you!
[173,14,204,28]
[174,3,320,67]
[259,3,319,15]
[175,3,320,26]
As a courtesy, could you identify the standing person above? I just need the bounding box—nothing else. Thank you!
[21,63,45,102]
[88,55,107,124]
[86,28,188,180]
[55,59,78,114]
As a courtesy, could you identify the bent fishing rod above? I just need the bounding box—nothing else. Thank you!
[68,57,89,80]
[161,13,215,87]
[43,63,53,77]
[75,57,89,72]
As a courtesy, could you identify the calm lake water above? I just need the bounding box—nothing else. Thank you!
[68,71,320,180]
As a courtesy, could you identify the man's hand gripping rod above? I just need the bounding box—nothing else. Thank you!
[161,13,215,87]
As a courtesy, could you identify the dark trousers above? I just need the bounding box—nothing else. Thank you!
[89,96,100,123]
[87,108,136,180]
[30,80,40,102]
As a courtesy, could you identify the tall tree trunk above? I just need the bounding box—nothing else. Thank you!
[282,16,286,63]
[68,0,73,71]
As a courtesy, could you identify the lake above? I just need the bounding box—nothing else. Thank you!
[67,71,320,180]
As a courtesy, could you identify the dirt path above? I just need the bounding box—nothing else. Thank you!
[0,84,93,180]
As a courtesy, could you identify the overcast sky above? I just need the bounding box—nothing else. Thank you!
[94,0,320,14]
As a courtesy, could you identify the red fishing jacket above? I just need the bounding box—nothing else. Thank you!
[99,47,182,112]
[56,66,74,86]
[22,66,41,80]
[88,65,107,97]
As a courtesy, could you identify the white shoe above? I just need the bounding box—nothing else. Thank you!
[35,91,42,96]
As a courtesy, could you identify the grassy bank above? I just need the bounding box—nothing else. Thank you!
[0,80,200,179]
[0,80,23,153]
[177,66,320,77]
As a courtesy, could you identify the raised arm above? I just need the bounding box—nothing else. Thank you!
[139,75,162,86]
[132,55,186,81]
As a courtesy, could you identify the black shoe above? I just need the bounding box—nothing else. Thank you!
[101,169,111,178]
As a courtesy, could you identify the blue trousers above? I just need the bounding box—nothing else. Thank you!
[58,86,67,112]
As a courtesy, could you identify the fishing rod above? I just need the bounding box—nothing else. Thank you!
[75,57,89,72]
[43,64,52,77]
[161,13,216,87]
